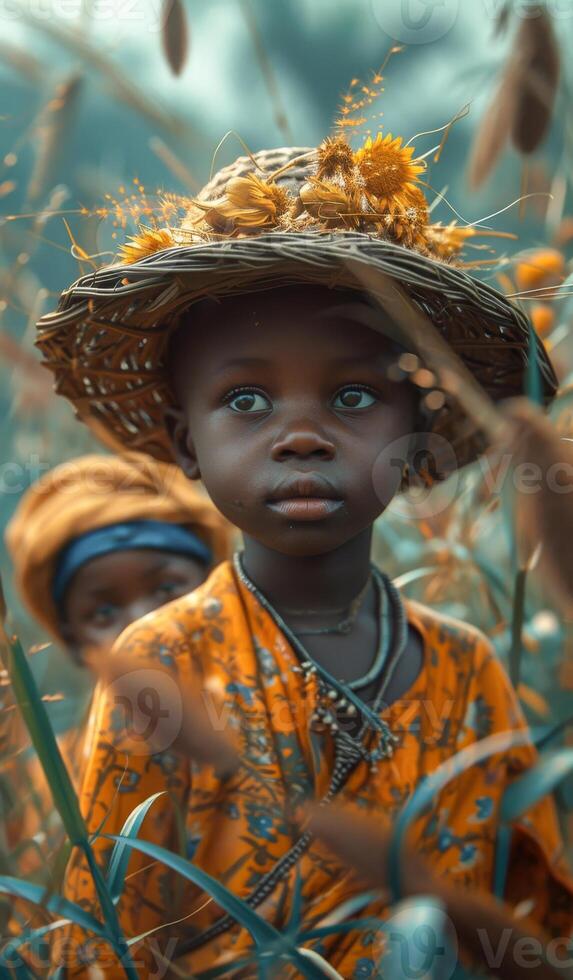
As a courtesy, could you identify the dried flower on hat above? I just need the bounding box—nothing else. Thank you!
[424,222,478,261]
[118,226,175,264]
[196,173,292,233]
[377,185,429,250]
[299,178,365,230]
[353,131,426,210]
[315,135,355,181]
[110,118,515,269]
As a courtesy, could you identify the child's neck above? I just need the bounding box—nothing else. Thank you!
[240,529,373,615]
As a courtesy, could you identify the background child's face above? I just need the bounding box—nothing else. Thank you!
[168,284,416,558]
[61,548,207,662]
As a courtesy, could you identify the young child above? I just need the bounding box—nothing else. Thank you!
[2,451,233,864]
[35,139,573,977]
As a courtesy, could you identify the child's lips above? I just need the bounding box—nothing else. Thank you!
[267,477,343,521]
[267,497,343,521]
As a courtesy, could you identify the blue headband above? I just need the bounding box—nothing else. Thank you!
[53,518,212,609]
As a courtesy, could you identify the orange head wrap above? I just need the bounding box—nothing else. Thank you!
[5,452,235,643]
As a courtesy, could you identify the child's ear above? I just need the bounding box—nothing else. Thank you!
[163,406,201,480]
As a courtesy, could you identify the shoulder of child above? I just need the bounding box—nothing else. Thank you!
[405,597,528,753]
[405,596,496,670]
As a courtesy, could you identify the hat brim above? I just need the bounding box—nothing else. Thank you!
[36,230,557,482]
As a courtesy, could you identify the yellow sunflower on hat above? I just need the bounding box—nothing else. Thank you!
[354,131,426,209]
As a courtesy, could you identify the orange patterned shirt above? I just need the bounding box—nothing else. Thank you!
[56,561,573,977]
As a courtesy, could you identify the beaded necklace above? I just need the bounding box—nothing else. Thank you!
[233,553,407,770]
[177,555,409,959]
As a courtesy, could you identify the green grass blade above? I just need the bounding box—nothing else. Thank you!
[297,890,381,941]
[0,877,105,940]
[106,791,166,902]
[0,920,70,963]
[493,749,573,899]
[81,846,140,977]
[294,948,344,978]
[192,955,258,978]
[0,631,85,845]
[508,567,528,688]
[492,823,512,900]
[107,835,280,946]
[531,715,573,750]
[500,748,573,822]
[107,836,328,979]
[0,954,38,979]
[0,618,138,979]
[300,916,384,941]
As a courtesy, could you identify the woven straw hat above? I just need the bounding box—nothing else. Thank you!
[35,140,557,482]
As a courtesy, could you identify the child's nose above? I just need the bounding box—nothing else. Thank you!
[271,424,336,461]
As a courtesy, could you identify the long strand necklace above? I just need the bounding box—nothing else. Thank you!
[176,556,409,959]
[282,575,371,636]
[233,552,407,770]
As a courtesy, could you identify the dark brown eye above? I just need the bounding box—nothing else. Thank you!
[333,387,377,409]
[228,391,271,413]
[88,603,118,626]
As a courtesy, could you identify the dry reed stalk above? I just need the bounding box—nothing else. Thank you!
[149,136,200,191]
[238,0,294,143]
[26,73,82,206]
[343,257,508,444]
[24,17,187,139]
[495,1,512,36]
[307,805,433,899]
[160,0,189,76]
[499,400,573,615]
[511,8,560,155]
[0,41,46,84]
[468,63,519,190]
[468,7,559,189]
[0,331,48,375]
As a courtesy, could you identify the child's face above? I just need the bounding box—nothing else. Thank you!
[168,285,416,558]
[61,548,207,662]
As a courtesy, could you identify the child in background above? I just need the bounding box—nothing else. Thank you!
[36,137,573,978]
[2,451,233,868]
